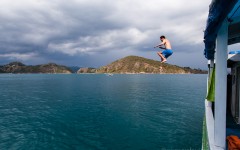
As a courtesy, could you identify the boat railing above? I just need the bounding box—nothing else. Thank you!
[205,100,215,150]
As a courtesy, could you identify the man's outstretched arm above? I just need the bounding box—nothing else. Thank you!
[154,40,165,48]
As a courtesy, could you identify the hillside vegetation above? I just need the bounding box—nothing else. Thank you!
[0,62,72,74]
[96,56,207,74]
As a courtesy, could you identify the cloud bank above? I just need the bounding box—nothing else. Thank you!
[0,0,211,68]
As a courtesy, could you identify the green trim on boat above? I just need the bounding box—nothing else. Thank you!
[202,115,209,150]
[206,67,215,102]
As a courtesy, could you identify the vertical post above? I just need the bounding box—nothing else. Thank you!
[207,60,215,107]
[214,19,228,148]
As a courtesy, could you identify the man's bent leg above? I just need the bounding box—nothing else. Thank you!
[157,52,163,61]
[157,52,167,62]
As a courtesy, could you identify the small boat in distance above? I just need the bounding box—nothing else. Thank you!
[106,73,113,76]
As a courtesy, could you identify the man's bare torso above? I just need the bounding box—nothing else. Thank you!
[162,39,172,49]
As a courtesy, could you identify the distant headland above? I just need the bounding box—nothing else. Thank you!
[0,62,72,74]
[0,56,207,74]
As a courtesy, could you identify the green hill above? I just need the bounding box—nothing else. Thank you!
[0,62,72,74]
[96,56,207,74]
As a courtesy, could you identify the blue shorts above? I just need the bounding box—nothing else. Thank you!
[162,49,173,58]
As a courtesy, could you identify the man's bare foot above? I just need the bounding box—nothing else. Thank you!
[161,59,167,63]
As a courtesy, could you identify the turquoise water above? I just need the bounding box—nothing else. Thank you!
[0,74,206,149]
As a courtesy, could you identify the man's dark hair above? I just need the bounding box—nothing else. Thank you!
[160,35,165,39]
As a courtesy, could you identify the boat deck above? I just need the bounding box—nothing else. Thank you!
[226,110,240,136]
[226,109,240,149]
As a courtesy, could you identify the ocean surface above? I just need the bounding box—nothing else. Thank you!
[0,74,206,150]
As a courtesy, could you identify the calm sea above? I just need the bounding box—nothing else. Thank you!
[0,74,206,150]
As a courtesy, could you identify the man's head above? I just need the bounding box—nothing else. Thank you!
[160,35,165,41]
[160,35,165,39]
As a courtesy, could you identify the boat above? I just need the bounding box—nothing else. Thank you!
[202,0,240,149]
[106,73,113,76]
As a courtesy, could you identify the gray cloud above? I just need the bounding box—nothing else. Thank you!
[0,0,210,69]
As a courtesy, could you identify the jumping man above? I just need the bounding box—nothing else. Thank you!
[154,35,173,63]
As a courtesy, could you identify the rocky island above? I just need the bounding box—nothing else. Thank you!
[0,62,72,74]
[95,56,207,74]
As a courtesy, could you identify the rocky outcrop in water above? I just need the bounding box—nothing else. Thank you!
[77,68,96,73]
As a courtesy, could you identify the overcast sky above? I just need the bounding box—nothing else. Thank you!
[0,0,215,69]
